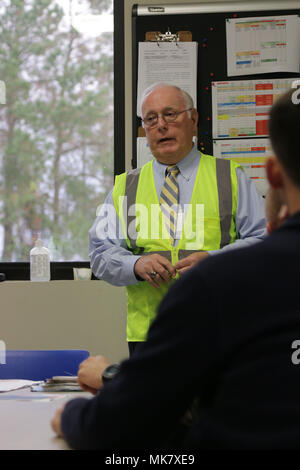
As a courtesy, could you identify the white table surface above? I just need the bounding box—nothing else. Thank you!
[0,387,91,450]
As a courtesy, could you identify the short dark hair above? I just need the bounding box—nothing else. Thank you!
[269,87,300,187]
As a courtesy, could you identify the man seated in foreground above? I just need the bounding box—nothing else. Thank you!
[52,88,300,449]
[52,185,290,398]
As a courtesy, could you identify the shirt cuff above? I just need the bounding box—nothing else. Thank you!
[124,255,143,284]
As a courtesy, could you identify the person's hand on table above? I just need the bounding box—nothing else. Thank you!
[134,254,176,288]
[175,251,209,276]
[51,405,65,438]
[51,355,111,438]
[77,355,110,394]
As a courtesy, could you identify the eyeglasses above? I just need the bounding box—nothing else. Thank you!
[142,108,193,129]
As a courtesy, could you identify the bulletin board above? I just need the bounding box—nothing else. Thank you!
[131,2,300,171]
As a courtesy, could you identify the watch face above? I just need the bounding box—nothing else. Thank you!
[103,363,120,382]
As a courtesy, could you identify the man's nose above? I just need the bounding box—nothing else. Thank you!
[157,115,168,129]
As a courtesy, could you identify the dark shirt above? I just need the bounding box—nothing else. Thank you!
[61,210,300,449]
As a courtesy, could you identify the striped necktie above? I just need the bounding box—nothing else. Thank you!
[160,165,180,245]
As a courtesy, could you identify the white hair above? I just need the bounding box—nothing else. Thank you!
[140,83,194,118]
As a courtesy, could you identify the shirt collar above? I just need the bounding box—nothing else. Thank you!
[153,144,201,181]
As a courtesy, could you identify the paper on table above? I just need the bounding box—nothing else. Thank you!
[0,379,43,392]
[31,375,82,392]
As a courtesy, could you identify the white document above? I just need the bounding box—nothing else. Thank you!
[137,137,154,168]
[212,78,297,140]
[226,15,300,76]
[213,138,273,196]
[137,41,198,116]
[0,379,42,392]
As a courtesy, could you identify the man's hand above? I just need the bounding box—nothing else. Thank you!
[77,355,110,394]
[134,254,176,288]
[51,406,65,438]
[175,251,209,276]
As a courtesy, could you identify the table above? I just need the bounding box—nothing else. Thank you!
[0,387,91,450]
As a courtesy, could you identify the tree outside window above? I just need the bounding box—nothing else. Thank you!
[0,0,114,261]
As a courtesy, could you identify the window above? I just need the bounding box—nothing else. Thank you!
[0,0,117,279]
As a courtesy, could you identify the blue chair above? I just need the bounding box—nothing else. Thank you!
[0,349,90,381]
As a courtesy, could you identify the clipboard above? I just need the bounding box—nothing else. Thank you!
[145,29,192,43]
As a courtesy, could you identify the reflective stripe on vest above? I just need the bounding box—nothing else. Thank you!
[124,167,142,252]
[216,157,232,249]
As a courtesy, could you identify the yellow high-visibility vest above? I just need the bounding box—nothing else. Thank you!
[113,153,240,342]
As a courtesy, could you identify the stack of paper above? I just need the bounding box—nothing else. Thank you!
[31,376,83,392]
[0,380,43,392]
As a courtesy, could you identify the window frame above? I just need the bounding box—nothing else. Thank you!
[0,0,125,281]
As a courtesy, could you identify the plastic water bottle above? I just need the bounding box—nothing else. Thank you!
[30,234,51,282]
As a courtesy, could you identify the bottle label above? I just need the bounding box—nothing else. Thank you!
[30,254,50,278]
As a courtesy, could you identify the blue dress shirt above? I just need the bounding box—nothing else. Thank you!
[89,146,266,286]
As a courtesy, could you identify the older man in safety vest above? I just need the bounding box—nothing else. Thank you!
[89,83,266,355]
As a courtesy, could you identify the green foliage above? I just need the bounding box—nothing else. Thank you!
[0,0,114,261]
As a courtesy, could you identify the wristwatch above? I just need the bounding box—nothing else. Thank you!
[102,363,120,384]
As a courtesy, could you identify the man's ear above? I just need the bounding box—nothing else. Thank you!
[191,108,198,128]
[265,156,284,189]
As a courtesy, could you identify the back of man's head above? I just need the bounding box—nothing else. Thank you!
[265,187,289,234]
[269,87,300,187]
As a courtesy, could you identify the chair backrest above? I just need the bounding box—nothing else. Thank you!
[0,349,90,381]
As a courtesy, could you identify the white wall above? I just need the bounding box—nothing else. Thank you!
[1,281,128,363]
